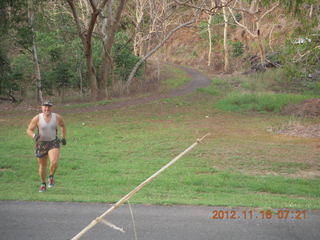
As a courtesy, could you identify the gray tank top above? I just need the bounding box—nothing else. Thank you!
[38,113,58,141]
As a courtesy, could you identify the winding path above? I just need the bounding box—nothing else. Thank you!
[61,65,211,113]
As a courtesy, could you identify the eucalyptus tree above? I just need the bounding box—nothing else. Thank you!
[125,0,203,88]
[65,0,127,99]
[228,0,280,65]
[65,0,108,99]
[28,0,43,102]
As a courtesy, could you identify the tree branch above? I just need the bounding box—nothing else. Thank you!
[66,0,85,40]
[259,2,279,22]
[228,6,256,38]
[174,0,234,15]
[126,19,196,88]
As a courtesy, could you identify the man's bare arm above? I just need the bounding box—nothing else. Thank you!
[26,116,39,138]
[57,114,66,139]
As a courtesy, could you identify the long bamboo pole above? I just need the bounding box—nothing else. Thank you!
[71,133,210,240]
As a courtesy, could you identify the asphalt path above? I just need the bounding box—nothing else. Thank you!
[1,201,319,240]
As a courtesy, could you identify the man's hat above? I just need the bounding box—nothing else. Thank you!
[42,101,53,106]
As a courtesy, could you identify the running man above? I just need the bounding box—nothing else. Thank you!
[27,101,67,192]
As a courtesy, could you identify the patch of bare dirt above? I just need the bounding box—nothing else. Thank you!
[282,98,320,117]
[276,98,320,138]
[276,124,320,138]
[0,102,39,113]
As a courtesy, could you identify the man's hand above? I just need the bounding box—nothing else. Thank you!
[33,133,40,142]
[61,138,67,146]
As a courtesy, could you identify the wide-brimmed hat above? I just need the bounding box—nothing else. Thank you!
[42,101,53,106]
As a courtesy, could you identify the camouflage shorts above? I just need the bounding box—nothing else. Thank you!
[35,139,60,158]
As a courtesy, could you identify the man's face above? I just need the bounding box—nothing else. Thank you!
[41,105,52,115]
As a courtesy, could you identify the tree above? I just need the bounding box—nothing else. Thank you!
[0,0,45,102]
[174,0,234,71]
[126,1,202,88]
[98,0,127,99]
[66,0,127,100]
[28,0,43,102]
[228,0,280,65]
[222,0,230,71]
[0,46,17,102]
[126,18,196,88]
[66,0,109,99]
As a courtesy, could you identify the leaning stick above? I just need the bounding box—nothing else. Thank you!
[71,133,211,240]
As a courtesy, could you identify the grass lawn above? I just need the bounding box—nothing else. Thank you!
[0,69,319,209]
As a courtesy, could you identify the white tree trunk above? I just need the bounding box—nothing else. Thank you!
[222,0,229,72]
[207,14,212,66]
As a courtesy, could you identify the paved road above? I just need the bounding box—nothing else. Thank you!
[1,201,319,240]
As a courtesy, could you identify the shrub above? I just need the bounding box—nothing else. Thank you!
[112,32,142,82]
[231,41,244,58]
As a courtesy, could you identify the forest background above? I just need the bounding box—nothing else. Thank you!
[0,0,319,103]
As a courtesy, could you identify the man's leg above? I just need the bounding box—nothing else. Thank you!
[38,156,48,192]
[38,156,48,183]
[48,148,60,187]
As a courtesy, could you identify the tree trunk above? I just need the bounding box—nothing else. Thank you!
[222,1,230,72]
[28,0,43,103]
[228,2,279,66]
[78,64,83,97]
[98,54,110,99]
[66,0,110,100]
[257,33,266,65]
[98,0,127,99]
[207,14,212,66]
[86,50,98,98]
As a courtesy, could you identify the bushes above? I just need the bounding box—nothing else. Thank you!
[0,45,22,102]
[231,41,244,58]
[112,32,143,82]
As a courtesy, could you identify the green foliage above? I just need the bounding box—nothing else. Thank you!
[277,29,320,94]
[199,20,223,44]
[0,46,11,83]
[0,45,21,101]
[0,0,28,34]
[47,63,73,89]
[278,0,316,15]
[212,14,224,25]
[112,31,142,82]
[35,20,87,94]
[231,41,244,58]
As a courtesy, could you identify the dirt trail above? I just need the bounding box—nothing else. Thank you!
[60,65,211,114]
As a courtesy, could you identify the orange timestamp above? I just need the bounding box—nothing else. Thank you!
[210,209,308,220]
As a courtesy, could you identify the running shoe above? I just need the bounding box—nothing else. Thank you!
[48,176,55,188]
[39,183,46,192]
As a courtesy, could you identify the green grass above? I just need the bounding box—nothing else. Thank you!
[0,94,319,209]
[160,66,191,91]
[199,69,316,114]
[0,68,319,209]
[62,99,114,109]
[198,78,230,96]
[214,92,314,113]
